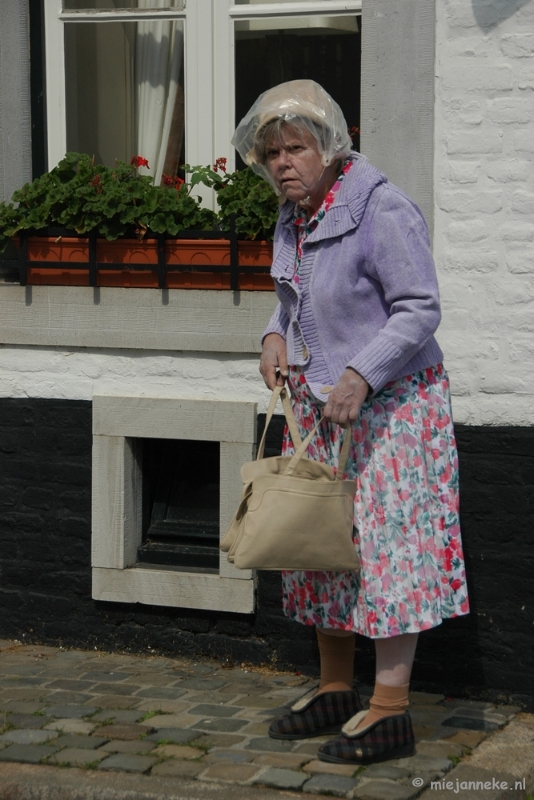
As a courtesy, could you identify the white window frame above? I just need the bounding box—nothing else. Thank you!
[44,0,362,188]
[91,393,257,613]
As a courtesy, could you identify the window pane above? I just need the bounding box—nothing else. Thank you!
[63,0,184,9]
[235,14,361,155]
[65,20,185,183]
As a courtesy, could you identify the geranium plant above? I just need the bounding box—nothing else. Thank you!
[183,158,279,241]
[0,152,280,252]
[0,152,217,251]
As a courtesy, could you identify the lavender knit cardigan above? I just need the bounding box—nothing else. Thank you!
[262,153,444,398]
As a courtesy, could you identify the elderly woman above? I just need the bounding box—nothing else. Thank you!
[232,80,469,765]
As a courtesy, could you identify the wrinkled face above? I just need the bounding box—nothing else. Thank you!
[264,125,326,205]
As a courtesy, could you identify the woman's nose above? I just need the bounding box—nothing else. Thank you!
[277,149,292,168]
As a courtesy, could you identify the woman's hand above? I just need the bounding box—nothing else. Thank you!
[260,333,289,389]
[324,368,370,425]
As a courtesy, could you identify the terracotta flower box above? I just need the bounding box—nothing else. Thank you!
[24,236,274,291]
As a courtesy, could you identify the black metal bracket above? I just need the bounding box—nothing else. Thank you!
[19,231,28,287]
[229,215,239,291]
[157,233,166,290]
[3,219,272,291]
[88,230,97,288]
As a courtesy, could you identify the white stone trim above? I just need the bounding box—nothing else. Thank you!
[91,393,256,612]
[0,285,278,353]
[361,0,435,229]
[92,567,255,613]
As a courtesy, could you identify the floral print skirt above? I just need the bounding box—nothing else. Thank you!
[281,364,469,639]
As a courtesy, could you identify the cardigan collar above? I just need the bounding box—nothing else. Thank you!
[277,152,386,243]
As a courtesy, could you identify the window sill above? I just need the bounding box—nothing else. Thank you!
[0,284,278,353]
[93,566,255,613]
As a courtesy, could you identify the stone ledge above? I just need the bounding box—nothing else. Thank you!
[0,285,277,354]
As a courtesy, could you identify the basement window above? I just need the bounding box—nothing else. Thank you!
[91,394,256,613]
[139,438,220,571]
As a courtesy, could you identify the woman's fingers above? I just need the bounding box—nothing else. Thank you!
[324,401,352,425]
[277,348,289,384]
[261,361,278,389]
[260,358,276,389]
[260,334,288,389]
[324,368,370,423]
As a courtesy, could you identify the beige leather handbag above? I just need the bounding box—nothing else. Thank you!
[220,386,360,571]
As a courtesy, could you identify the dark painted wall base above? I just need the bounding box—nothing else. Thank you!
[0,399,532,708]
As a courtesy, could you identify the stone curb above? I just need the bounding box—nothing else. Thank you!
[0,762,336,800]
[418,714,534,800]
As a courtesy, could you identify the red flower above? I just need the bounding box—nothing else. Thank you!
[131,155,150,168]
[90,174,102,194]
[450,578,463,591]
[163,174,185,189]
[213,157,227,173]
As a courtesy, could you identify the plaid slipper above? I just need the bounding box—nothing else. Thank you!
[268,687,362,740]
[317,710,415,764]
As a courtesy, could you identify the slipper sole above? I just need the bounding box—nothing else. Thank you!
[318,742,415,765]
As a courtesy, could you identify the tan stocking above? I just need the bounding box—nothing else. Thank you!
[355,681,409,730]
[316,628,355,693]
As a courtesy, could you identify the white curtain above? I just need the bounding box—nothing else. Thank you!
[136,2,184,185]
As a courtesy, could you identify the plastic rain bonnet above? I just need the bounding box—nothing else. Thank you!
[232,80,352,192]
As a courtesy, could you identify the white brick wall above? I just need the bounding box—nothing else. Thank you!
[2,2,533,427]
[435,0,534,426]
[0,345,272,411]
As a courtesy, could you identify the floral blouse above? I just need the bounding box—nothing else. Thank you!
[291,158,354,286]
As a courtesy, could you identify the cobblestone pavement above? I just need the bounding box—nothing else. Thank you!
[0,639,525,799]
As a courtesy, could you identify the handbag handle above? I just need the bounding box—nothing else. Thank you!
[258,387,352,479]
[256,386,303,460]
[285,418,352,480]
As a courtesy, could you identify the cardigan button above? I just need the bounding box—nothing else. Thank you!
[302,346,309,359]
[320,385,334,394]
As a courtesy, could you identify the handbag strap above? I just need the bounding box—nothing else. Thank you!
[256,386,303,461]
[257,387,353,479]
[285,420,352,480]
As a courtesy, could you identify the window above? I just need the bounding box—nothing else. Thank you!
[44,0,362,203]
[64,19,185,184]
[91,394,257,613]
[234,12,361,166]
